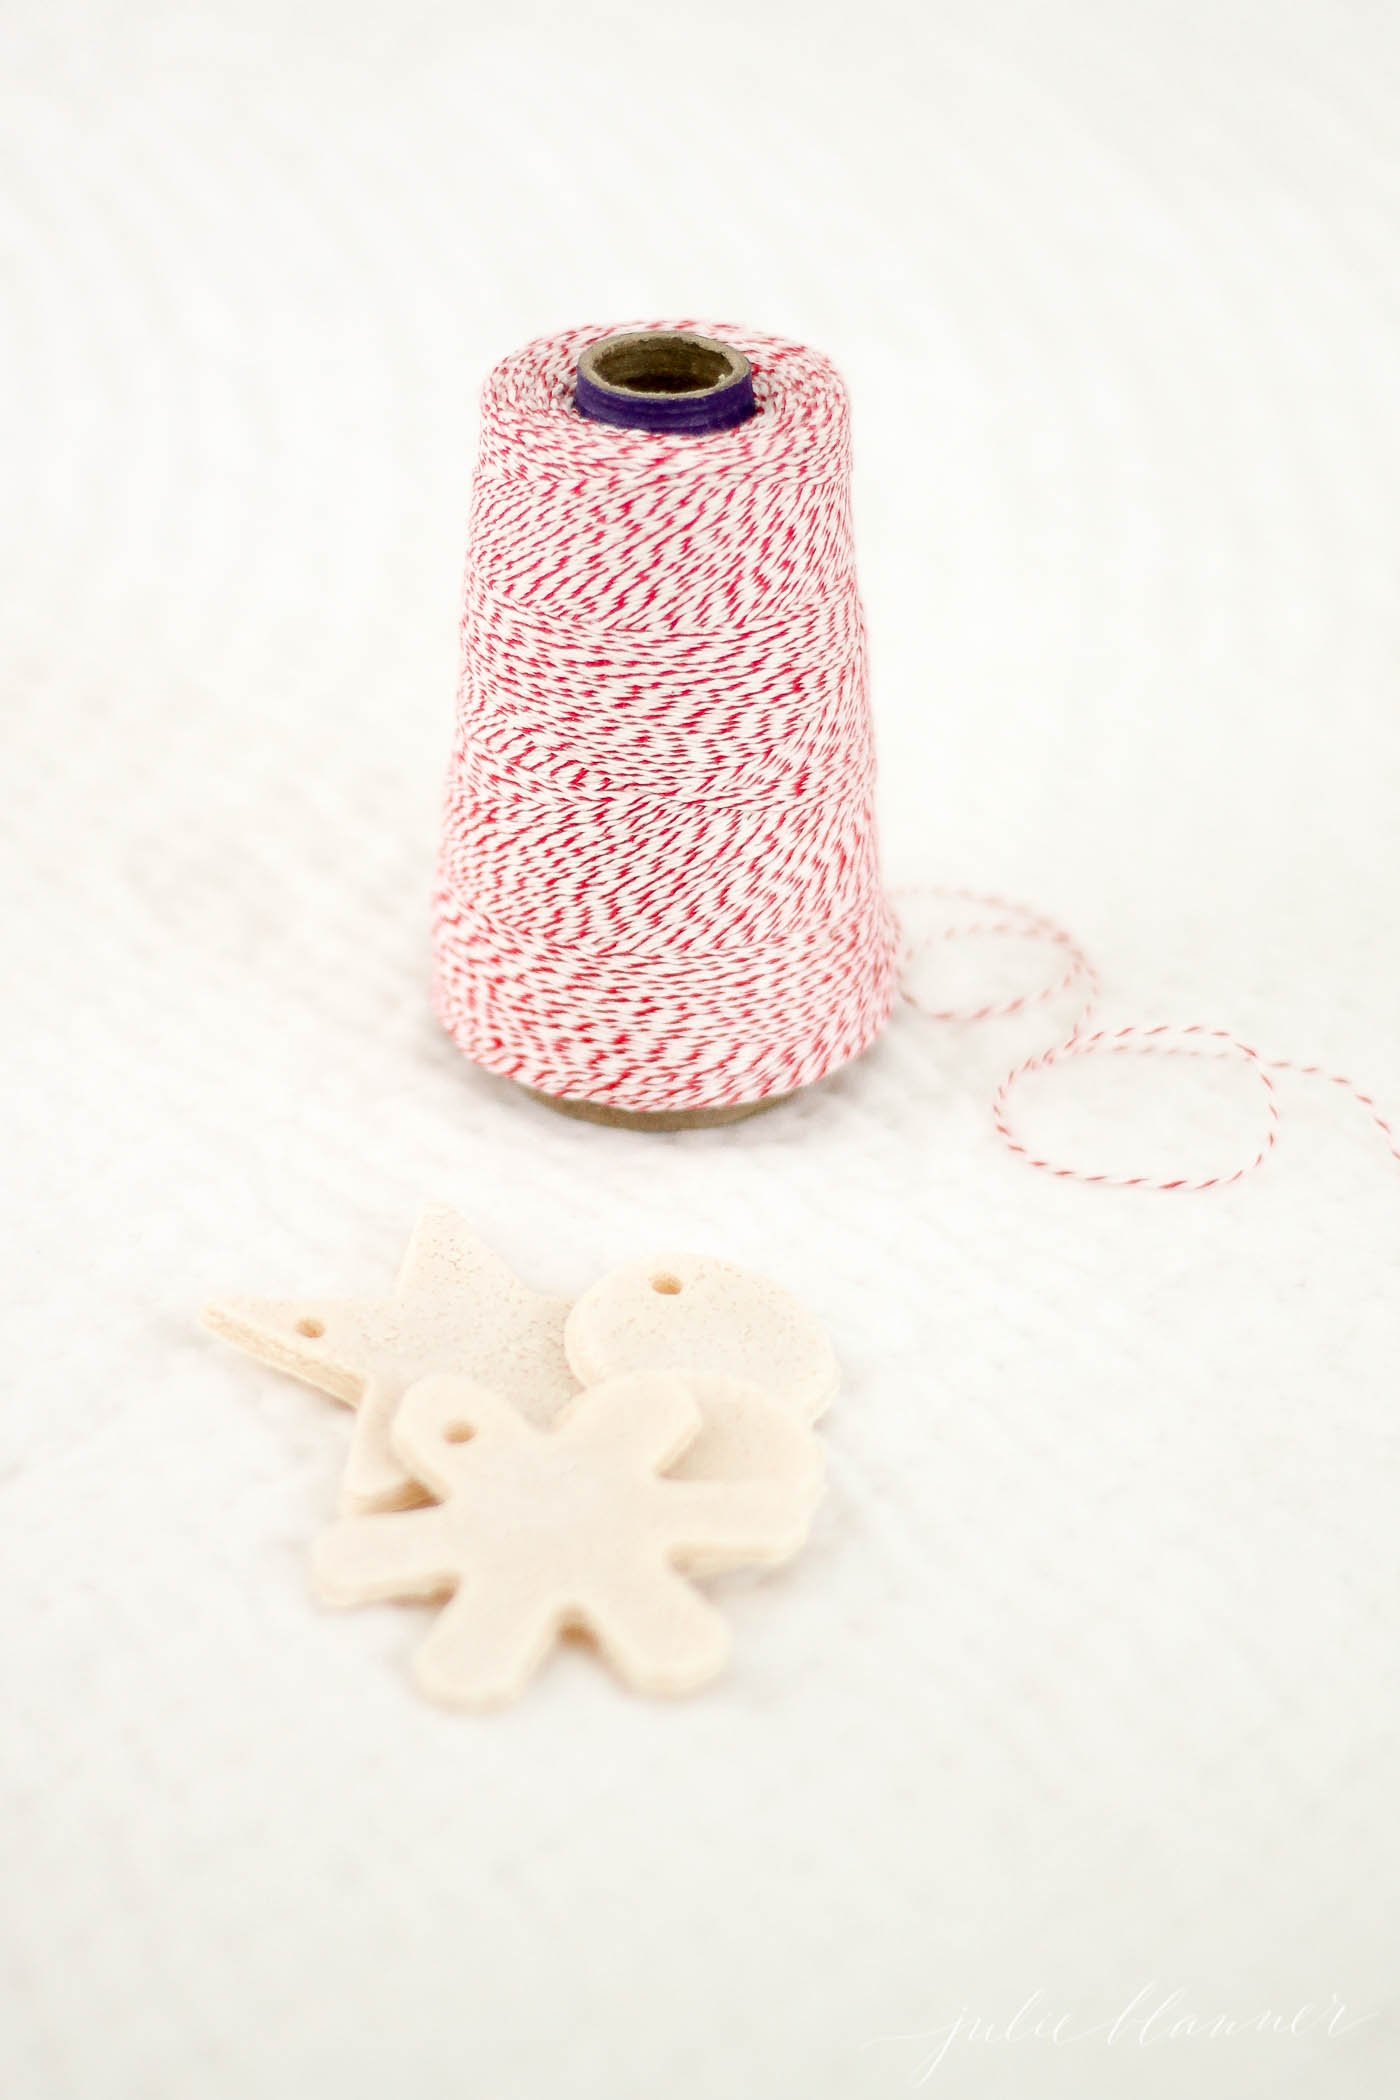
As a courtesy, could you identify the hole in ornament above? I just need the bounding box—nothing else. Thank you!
[651,1273,683,1295]
[444,1423,474,1444]
[296,1317,325,1338]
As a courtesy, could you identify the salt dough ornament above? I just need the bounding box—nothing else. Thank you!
[565,1254,839,1424]
[204,1206,576,1512]
[312,1370,824,1707]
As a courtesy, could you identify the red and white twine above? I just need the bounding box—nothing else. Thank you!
[434,322,1397,1185]
[901,887,1400,1190]
[433,322,899,1112]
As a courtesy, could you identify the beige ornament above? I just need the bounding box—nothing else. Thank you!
[565,1254,839,1423]
[204,1206,576,1512]
[311,1370,824,1708]
[645,1373,823,1571]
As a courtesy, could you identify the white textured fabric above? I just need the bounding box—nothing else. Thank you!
[3,4,1398,2097]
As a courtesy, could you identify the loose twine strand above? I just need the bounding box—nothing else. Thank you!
[899,886,1400,1190]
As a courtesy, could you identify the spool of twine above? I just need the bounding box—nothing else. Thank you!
[432,321,900,1130]
[432,330,1400,1183]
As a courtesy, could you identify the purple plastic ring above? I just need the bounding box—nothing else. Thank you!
[575,331,756,436]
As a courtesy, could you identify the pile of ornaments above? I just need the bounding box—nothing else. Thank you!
[205,1209,836,1710]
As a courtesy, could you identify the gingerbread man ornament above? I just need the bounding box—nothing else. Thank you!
[312,1370,824,1708]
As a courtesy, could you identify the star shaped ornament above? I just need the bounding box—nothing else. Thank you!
[204,1207,577,1512]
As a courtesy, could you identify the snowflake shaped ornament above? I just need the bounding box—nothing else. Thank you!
[311,1369,824,1708]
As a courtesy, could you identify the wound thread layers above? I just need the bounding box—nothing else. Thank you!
[433,322,900,1113]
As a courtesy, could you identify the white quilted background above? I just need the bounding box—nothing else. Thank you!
[3,2,1398,2094]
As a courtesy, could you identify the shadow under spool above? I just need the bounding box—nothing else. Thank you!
[522,331,786,1132]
